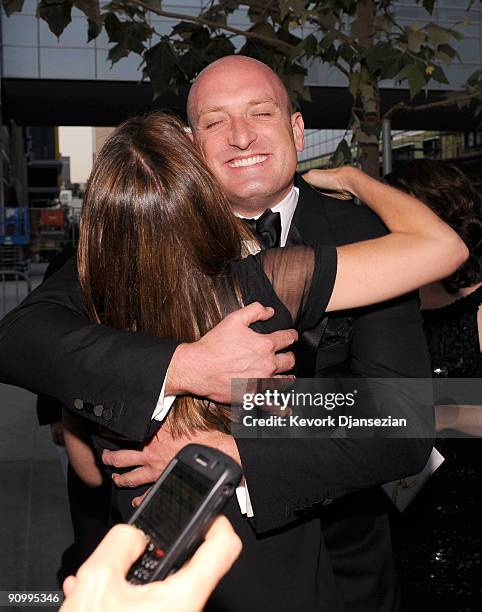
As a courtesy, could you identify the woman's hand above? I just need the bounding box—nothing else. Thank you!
[302,167,357,200]
[61,517,242,612]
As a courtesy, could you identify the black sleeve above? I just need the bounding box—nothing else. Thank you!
[0,257,179,442]
[257,244,337,332]
[36,246,77,426]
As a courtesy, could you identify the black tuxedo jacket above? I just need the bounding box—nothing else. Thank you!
[0,176,432,611]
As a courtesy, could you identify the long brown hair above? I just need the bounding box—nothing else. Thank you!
[78,112,251,435]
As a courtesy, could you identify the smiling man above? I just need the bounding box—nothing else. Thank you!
[0,56,432,611]
[187,58,303,218]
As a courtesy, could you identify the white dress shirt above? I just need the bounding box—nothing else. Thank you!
[150,185,300,516]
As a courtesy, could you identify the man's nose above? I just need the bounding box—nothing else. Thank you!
[228,117,257,149]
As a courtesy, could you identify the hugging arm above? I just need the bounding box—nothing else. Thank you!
[234,176,436,533]
[236,281,434,533]
[0,258,175,441]
[0,257,296,442]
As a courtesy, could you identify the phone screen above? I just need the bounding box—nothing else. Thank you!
[139,461,212,547]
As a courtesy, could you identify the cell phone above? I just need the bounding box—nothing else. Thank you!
[127,443,242,584]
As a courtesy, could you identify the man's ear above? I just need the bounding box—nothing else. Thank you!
[291,112,304,153]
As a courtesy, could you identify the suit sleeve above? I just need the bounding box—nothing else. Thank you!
[0,257,179,442]
[235,200,434,533]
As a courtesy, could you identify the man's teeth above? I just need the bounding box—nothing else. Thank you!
[229,155,268,168]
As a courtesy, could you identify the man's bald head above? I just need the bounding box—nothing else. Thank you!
[187,56,292,128]
[185,54,304,215]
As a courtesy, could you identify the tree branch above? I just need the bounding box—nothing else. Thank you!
[334,60,350,77]
[383,90,481,119]
[128,0,295,56]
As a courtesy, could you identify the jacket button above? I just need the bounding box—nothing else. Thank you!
[84,402,94,414]
[102,408,113,421]
[74,399,83,410]
[93,405,104,417]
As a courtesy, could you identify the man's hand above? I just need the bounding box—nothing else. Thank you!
[166,302,297,403]
[103,428,241,506]
[61,517,242,612]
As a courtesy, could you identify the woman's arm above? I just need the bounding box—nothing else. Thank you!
[303,167,468,312]
[63,409,104,488]
[436,404,482,436]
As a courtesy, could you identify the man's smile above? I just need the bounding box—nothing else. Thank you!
[227,154,269,168]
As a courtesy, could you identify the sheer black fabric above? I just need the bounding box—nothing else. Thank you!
[231,244,337,336]
[391,285,482,611]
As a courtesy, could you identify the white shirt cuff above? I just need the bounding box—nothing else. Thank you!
[151,373,176,421]
[151,373,254,517]
[236,479,254,517]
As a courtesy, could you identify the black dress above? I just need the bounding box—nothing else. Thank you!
[99,243,338,519]
[391,285,482,612]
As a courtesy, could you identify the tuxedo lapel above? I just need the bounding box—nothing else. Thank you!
[288,175,336,246]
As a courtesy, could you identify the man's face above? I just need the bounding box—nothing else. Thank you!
[189,62,304,215]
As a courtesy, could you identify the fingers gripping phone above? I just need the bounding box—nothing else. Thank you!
[127,443,242,584]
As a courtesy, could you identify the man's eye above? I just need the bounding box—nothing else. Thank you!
[205,120,222,129]
[254,112,272,117]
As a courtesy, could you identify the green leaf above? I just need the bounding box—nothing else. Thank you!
[407,26,425,53]
[435,43,460,64]
[178,48,204,80]
[338,42,355,64]
[395,63,427,98]
[143,39,184,98]
[303,33,318,56]
[467,69,482,87]
[426,23,451,46]
[365,44,403,76]
[430,65,449,84]
[331,138,352,167]
[422,0,436,15]
[87,17,101,41]
[437,43,458,59]
[171,21,203,40]
[38,0,74,38]
[319,32,336,51]
[1,0,24,16]
[105,13,152,63]
[73,0,100,23]
[205,35,235,61]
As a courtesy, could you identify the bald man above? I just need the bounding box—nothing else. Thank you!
[0,57,432,611]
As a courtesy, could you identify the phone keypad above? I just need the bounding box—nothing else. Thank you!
[128,541,165,584]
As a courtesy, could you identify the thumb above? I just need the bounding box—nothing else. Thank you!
[232,302,274,326]
[84,524,148,577]
[63,575,76,597]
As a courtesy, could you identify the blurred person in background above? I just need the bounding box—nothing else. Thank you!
[385,159,482,610]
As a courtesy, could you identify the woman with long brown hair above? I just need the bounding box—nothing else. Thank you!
[64,113,467,493]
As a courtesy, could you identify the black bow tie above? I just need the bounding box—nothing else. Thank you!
[243,209,281,250]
